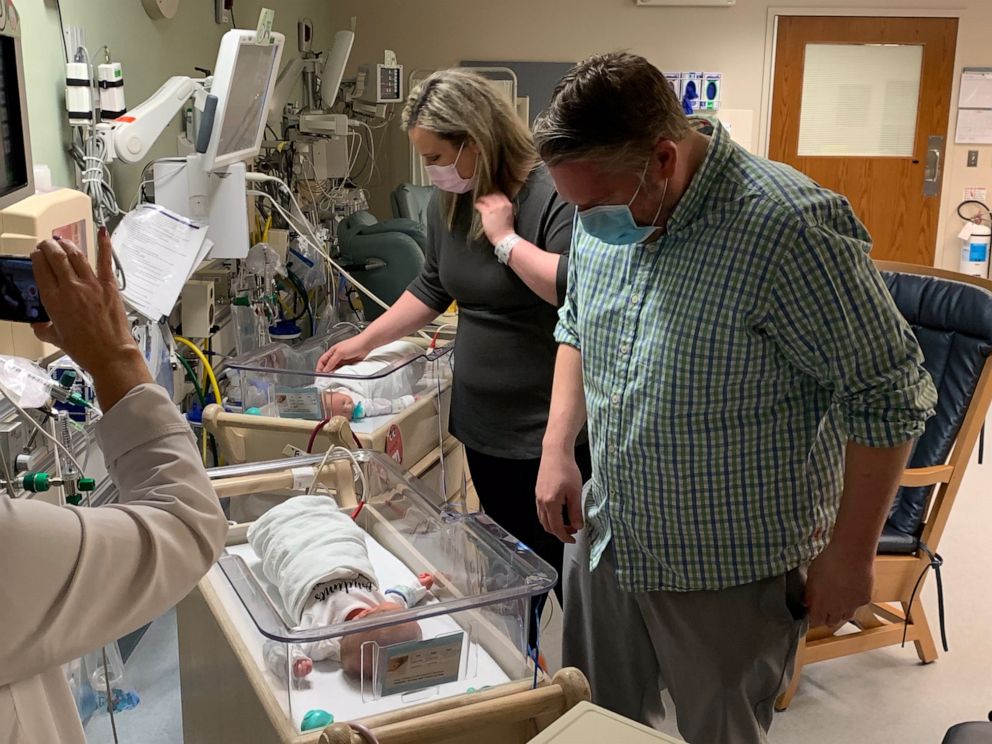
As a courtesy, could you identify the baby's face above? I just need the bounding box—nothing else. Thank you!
[339,602,423,681]
[324,391,355,419]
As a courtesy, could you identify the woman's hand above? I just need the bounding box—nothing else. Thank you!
[31,227,152,410]
[475,192,515,246]
[317,335,372,372]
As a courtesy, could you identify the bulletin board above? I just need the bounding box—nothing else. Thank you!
[460,60,577,126]
[955,67,992,144]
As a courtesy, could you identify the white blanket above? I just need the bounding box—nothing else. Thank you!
[314,340,426,400]
[246,496,377,622]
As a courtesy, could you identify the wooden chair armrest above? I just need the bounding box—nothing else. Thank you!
[900,465,954,488]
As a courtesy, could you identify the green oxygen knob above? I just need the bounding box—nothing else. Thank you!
[22,472,51,493]
[66,494,83,506]
[78,478,96,492]
[58,370,78,390]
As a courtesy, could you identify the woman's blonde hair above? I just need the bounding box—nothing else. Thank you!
[402,69,538,240]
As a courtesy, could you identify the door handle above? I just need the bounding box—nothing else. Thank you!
[924,135,944,197]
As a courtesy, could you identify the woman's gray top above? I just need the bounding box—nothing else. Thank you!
[407,165,574,459]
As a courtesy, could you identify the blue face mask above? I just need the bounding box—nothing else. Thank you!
[578,167,668,246]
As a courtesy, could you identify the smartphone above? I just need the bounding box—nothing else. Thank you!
[0,256,48,323]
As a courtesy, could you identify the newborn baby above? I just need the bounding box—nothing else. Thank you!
[246,495,431,681]
[314,340,426,421]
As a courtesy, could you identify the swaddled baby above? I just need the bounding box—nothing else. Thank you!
[246,495,431,680]
[315,340,425,421]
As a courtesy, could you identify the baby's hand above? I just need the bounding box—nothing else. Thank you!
[293,657,313,679]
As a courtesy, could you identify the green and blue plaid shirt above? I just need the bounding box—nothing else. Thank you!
[556,123,937,592]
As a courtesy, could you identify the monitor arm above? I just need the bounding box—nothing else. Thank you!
[101,76,209,164]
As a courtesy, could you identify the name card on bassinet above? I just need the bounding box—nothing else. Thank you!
[378,631,464,696]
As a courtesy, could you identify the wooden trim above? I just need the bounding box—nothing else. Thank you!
[874,260,992,291]
[804,624,919,663]
[869,602,908,624]
[319,669,590,744]
[900,465,954,487]
[759,7,964,157]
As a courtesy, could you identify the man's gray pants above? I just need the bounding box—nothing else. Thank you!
[562,529,808,744]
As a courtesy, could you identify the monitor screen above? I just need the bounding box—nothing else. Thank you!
[215,41,281,160]
[0,35,27,201]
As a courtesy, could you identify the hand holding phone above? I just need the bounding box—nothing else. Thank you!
[30,228,152,411]
[0,255,48,324]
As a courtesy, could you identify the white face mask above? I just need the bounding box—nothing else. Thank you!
[424,142,476,194]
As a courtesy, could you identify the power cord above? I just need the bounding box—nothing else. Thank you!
[100,645,120,743]
[54,0,68,63]
[306,443,368,509]
[70,125,127,290]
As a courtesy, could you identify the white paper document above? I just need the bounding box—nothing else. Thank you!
[955,108,992,145]
[112,204,212,321]
[959,68,992,110]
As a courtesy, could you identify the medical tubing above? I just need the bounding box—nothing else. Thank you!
[307,418,331,454]
[175,336,222,405]
[247,188,394,313]
[0,382,86,475]
[175,353,206,407]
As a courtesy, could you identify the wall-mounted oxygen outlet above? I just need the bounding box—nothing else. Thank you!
[215,0,232,24]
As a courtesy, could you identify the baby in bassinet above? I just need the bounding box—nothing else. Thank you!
[247,495,432,681]
[315,340,426,421]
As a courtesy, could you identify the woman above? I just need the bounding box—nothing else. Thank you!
[0,230,228,743]
[317,69,591,614]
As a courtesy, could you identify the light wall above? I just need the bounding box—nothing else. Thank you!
[324,0,991,270]
[19,0,334,203]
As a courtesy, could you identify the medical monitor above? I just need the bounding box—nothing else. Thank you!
[320,30,355,108]
[0,8,33,210]
[201,29,285,171]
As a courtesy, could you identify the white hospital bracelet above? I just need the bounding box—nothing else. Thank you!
[494,233,522,265]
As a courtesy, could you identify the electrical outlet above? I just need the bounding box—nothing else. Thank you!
[964,188,988,202]
[968,150,979,167]
[214,0,231,24]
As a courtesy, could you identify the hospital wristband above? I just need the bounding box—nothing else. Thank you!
[494,233,522,265]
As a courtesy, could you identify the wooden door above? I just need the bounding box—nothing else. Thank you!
[769,17,958,265]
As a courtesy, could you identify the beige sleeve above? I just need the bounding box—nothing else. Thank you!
[0,383,228,686]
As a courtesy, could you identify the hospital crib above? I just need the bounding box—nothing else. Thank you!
[177,452,590,744]
[204,324,469,510]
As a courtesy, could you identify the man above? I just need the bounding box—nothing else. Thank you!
[532,53,937,743]
[1,229,228,743]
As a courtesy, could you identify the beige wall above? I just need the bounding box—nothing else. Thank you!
[325,0,991,270]
[20,0,334,202]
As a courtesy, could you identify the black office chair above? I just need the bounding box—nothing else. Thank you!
[943,713,992,743]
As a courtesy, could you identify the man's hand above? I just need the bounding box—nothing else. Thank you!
[536,448,584,544]
[804,542,874,628]
[31,228,151,410]
[475,192,515,246]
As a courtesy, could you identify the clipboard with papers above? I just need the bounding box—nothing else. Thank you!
[111,204,215,322]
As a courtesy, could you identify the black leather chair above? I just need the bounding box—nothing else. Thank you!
[778,262,992,710]
[944,715,992,744]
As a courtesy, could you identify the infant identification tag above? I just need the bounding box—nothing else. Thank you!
[377,632,464,697]
[275,386,323,419]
